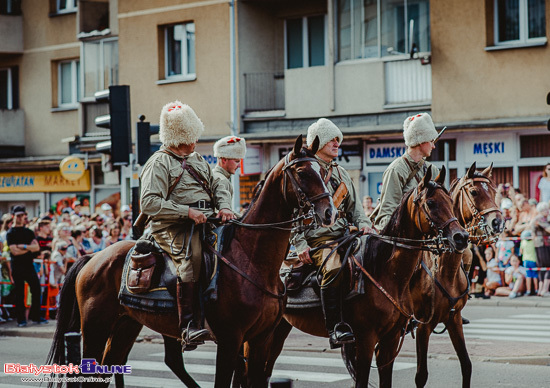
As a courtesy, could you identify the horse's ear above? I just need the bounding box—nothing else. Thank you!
[310,136,320,155]
[466,162,476,179]
[293,135,303,156]
[435,165,446,185]
[422,166,433,187]
[481,162,493,178]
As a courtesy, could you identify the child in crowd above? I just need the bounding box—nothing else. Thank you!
[519,229,538,296]
[501,255,527,298]
[484,246,502,297]
[496,230,515,268]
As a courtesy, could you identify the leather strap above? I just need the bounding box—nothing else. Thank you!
[403,156,424,186]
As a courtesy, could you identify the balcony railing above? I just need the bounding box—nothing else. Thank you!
[384,59,432,106]
[0,109,24,146]
[243,72,284,112]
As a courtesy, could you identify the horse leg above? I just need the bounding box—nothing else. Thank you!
[265,318,293,379]
[246,325,284,388]
[215,333,244,388]
[162,335,201,388]
[446,313,472,388]
[102,315,144,388]
[414,324,432,388]
[354,331,376,388]
[375,329,402,388]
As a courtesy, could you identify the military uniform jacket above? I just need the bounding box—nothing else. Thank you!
[140,148,233,237]
[213,165,233,197]
[371,153,439,231]
[290,156,371,254]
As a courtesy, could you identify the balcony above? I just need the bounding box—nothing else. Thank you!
[243,72,285,114]
[384,59,432,107]
[0,0,23,54]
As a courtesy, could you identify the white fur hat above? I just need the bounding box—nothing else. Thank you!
[306,118,343,149]
[159,101,204,147]
[403,113,438,147]
[214,136,247,159]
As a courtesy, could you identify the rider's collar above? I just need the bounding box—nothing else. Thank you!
[315,155,337,170]
[404,152,425,167]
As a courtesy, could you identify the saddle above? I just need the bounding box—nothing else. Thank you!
[118,225,234,313]
[280,235,369,309]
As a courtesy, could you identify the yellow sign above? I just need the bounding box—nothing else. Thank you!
[60,156,86,181]
[0,170,91,193]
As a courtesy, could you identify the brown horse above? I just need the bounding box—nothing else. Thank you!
[47,135,337,387]
[260,167,469,388]
[410,162,504,388]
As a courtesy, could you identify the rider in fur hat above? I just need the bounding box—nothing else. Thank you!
[371,112,440,232]
[213,135,247,204]
[139,101,236,349]
[291,118,375,349]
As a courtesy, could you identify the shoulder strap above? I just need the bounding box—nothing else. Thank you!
[402,156,424,187]
[160,149,214,202]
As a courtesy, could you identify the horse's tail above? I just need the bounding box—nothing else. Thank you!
[46,254,94,369]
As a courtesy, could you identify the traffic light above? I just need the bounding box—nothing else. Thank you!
[136,115,160,165]
[94,85,132,165]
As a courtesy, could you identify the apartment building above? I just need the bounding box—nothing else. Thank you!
[0,0,549,217]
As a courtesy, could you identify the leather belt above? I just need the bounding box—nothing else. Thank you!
[187,200,212,210]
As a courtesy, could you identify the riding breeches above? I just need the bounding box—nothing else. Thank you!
[310,237,344,288]
[153,226,202,283]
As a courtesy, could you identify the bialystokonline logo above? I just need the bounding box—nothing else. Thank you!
[4,358,132,375]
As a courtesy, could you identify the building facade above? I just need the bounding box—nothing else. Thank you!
[0,0,549,218]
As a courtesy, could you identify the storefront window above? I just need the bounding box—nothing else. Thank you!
[520,134,550,157]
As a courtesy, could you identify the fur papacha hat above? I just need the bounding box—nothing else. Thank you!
[403,113,438,147]
[214,136,247,159]
[306,118,343,149]
[159,101,204,147]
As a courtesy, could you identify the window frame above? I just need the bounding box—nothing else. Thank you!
[56,0,77,14]
[57,59,80,109]
[284,15,328,69]
[493,0,547,46]
[163,22,197,82]
[81,37,119,99]
[0,67,13,110]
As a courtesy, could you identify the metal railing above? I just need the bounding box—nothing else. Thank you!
[243,72,285,112]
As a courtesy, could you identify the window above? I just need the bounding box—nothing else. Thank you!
[58,60,80,108]
[286,15,326,69]
[57,0,77,13]
[82,38,118,98]
[337,0,430,61]
[494,0,546,44]
[165,22,196,80]
[0,67,18,110]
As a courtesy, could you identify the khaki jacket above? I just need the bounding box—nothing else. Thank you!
[290,156,371,254]
[371,153,439,231]
[213,165,233,197]
[140,148,233,256]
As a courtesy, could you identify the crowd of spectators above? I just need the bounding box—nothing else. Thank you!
[471,165,550,299]
[0,202,133,323]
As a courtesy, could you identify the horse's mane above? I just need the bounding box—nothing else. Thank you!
[363,180,443,274]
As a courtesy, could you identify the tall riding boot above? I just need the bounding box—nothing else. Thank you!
[177,280,210,350]
[320,286,355,349]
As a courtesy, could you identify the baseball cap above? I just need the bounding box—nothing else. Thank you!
[11,205,26,215]
[101,203,112,211]
[73,200,81,207]
[120,205,131,212]
[500,198,513,210]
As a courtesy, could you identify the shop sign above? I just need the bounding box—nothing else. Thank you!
[241,146,262,175]
[366,143,406,164]
[59,156,86,181]
[0,170,91,193]
[463,134,515,162]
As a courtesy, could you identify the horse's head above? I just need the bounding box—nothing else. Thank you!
[451,162,504,242]
[281,135,337,227]
[410,166,469,253]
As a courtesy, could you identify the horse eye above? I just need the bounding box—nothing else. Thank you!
[426,200,436,209]
[470,189,478,196]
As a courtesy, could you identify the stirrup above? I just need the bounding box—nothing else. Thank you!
[181,322,210,350]
[329,322,355,349]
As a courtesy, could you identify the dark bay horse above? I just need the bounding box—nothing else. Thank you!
[260,167,469,388]
[410,162,504,388]
[340,163,504,388]
[47,136,337,387]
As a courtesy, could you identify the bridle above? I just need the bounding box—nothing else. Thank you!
[453,176,501,245]
[231,153,331,232]
[372,184,461,254]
